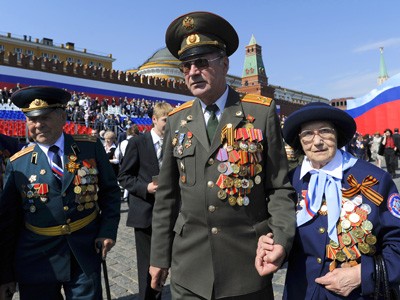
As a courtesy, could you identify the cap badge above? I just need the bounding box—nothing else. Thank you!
[186,34,200,45]
[30,99,48,109]
[182,16,195,30]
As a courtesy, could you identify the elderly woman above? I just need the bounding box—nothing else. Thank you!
[256,102,400,299]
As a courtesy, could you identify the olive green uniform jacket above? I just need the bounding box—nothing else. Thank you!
[150,88,296,299]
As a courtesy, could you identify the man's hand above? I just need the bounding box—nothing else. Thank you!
[147,182,158,194]
[315,264,361,296]
[255,233,285,276]
[149,266,169,291]
[95,238,115,259]
[0,282,16,300]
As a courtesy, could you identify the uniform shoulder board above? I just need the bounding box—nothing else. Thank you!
[9,145,35,162]
[168,100,194,116]
[241,94,273,106]
[73,134,97,143]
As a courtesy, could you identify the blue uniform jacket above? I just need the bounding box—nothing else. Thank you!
[0,134,121,284]
[284,158,400,299]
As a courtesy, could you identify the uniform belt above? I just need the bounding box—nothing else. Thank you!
[25,210,98,236]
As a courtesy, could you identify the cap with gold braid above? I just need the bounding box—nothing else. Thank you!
[11,86,71,117]
[166,11,239,60]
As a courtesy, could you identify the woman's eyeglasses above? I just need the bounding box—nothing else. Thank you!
[178,56,222,74]
[299,127,335,142]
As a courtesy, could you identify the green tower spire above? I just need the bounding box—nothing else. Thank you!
[378,47,389,85]
[241,35,267,80]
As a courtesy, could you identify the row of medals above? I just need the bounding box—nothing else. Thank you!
[215,124,263,206]
[23,183,48,213]
[325,196,376,270]
[73,165,99,212]
[173,120,263,206]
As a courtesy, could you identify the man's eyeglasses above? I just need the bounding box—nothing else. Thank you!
[299,127,335,142]
[178,56,222,74]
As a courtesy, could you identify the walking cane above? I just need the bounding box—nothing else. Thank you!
[96,241,112,300]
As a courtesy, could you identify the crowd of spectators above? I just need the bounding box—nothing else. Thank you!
[0,83,176,141]
[1,84,22,105]
[342,130,400,177]
[64,92,168,133]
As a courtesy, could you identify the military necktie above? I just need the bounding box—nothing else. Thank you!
[49,145,63,183]
[206,104,219,143]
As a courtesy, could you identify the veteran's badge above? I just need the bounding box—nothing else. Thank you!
[388,193,400,219]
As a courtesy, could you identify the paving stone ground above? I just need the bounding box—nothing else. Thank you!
[12,160,400,299]
[11,200,286,300]
[100,203,286,300]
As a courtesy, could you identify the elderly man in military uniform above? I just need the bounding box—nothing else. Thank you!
[0,86,121,300]
[149,11,296,300]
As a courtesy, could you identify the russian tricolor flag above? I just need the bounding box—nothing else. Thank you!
[346,73,400,134]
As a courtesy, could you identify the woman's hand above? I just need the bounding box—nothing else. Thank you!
[315,264,361,296]
[255,233,285,276]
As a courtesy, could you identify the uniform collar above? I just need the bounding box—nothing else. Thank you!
[37,133,65,156]
[199,85,229,116]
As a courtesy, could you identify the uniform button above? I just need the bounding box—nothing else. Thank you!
[207,181,214,188]
[63,206,69,211]
[66,218,71,224]
[211,227,219,234]
[62,192,66,197]
[318,227,326,234]
[208,158,214,165]
[208,205,216,212]
[317,257,322,264]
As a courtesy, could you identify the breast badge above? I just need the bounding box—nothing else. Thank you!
[29,175,37,183]
[388,193,400,219]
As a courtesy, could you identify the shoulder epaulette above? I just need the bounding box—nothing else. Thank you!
[168,100,194,116]
[241,94,273,106]
[10,145,35,162]
[72,134,97,143]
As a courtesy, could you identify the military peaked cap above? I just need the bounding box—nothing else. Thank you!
[11,86,71,117]
[166,11,239,60]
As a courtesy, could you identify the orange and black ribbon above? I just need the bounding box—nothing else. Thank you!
[342,175,383,206]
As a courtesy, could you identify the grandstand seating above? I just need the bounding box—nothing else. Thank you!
[0,109,153,137]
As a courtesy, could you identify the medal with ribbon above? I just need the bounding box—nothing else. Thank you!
[325,174,382,271]
[217,115,264,207]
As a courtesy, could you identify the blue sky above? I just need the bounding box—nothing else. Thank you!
[2,0,400,100]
